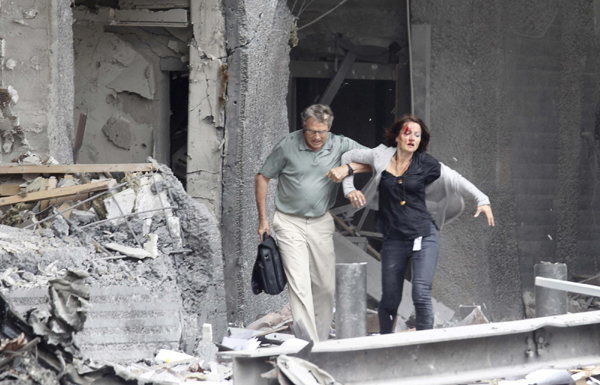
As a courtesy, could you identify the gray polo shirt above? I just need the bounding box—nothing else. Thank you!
[259,130,365,217]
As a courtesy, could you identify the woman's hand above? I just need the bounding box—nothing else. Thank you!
[326,165,349,183]
[346,190,366,208]
[474,204,495,226]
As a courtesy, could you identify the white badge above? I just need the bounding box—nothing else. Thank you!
[413,236,422,251]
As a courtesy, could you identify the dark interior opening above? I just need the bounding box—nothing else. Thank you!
[294,77,397,247]
[170,71,189,187]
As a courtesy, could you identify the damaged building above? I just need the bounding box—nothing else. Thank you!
[0,0,599,383]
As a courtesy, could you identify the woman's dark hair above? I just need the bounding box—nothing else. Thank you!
[383,115,431,152]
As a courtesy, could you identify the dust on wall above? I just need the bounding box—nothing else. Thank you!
[73,8,190,166]
[411,0,600,321]
[0,0,74,164]
[223,0,294,326]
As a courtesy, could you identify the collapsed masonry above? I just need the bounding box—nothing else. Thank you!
[0,160,227,362]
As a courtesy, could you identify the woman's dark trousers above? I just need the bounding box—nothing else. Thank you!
[378,222,440,333]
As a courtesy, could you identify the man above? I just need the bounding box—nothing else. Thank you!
[255,104,369,342]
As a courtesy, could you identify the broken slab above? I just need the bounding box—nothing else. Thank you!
[456,307,489,327]
[104,242,153,259]
[104,188,136,220]
[9,285,183,363]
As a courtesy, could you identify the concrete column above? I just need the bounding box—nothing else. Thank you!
[410,24,431,127]
[187,0,225,220]
[535,262,567,317]
[335,263,367,339]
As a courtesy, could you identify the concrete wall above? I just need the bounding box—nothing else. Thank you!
[0,0,74,164]
[411,0,600,321]
[223,0,294,326]
[73,8,187,165]
[186,0,226,220]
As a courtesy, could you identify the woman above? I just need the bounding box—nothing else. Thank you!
[336,115,494,333]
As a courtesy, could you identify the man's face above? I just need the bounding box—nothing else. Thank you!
[303,117,330,152]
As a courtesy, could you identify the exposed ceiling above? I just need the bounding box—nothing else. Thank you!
[288,0,408,63]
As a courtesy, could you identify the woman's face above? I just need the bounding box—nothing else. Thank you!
[397,122,422,153]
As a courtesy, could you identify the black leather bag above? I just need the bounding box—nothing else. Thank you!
[251,233,287,295]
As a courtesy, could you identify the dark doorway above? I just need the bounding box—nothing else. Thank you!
[170,71,189,187]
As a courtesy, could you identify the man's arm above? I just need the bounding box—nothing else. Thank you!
[255,173,271,241]
[326,162,372,183]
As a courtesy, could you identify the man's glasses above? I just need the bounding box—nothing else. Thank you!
[304,128,330,137]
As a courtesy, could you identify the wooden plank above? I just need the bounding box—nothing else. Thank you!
[48,193,89,206]
[0,181,111,207]
[0,164,158,175]
[40,177,57,211]
[0,184,21,196]
[57,202,73,220]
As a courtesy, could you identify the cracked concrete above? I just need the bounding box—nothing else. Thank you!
[0,0,74,163]
[73,8,189,165]
[186,0,226,221]
[222,0,294,326]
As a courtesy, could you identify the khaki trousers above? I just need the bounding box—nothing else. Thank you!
[272,210,335,342]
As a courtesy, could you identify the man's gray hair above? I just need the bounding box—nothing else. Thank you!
[301,104,334,128]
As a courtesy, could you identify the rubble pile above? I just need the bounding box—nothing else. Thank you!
[0,159,227,372]
[0,162,183,296]
[0,274,233,385]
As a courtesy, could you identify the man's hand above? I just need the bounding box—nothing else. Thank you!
[258,219,270,241]
[346,190,366,208]
[474,204,495,226]
[326,165,349,183]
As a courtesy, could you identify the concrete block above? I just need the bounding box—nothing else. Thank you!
[51,215,69,238]
[143,234,159,258]
[70,210,96,226]
[9,286,183,363]
[105,243,152,259]
[104,188,136,220]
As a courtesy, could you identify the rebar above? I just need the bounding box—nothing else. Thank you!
[107,187,143,248]
[58,212,114,257]
[79,206,178,229]
[24,172,157,230]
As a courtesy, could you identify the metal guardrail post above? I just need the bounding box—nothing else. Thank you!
[534,262,567,317]
[335,262,367,339]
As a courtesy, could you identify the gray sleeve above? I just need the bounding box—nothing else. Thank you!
[258,142,286,179]
[341,136,368,152]
[341,148,376,196]
[441,163,490,206]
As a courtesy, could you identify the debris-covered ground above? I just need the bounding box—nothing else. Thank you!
[1,157,600,384]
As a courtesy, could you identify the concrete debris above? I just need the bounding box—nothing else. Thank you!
[69,209,96,226]
[144,233,159,258]
[246,303,292,331]
[50,214,69,238]
[23,9,38,19]
[104,242,153,259]
[4,58,16,70]
[456,306,490,327]
[28,269,90,357]
[262,355,337,385]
